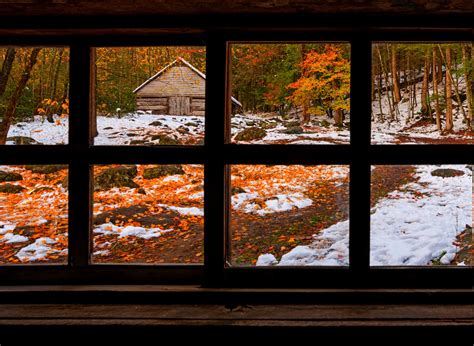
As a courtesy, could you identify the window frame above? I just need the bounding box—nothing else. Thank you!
[0,18,471,288]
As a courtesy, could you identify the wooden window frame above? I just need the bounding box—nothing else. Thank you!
[0,14,471,289]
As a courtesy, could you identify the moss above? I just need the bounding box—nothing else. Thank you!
[25,165,68,174]
[0,170,22,183]
[143,165,185,179]
[234,127,267,141]
[0,183,26,194]
[94,165,139,191]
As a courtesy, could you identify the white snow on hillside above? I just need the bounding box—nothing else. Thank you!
[372,74,472,144]
[258,165,472,266]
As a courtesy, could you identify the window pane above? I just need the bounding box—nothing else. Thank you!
[94,47,206,146]
[370,164,472,266]
[229,165,349,266]
[92,164,204,264]
[0,47,69,145]
[371,42,473,144]
[230,43,351,144]
[0,165,68,264]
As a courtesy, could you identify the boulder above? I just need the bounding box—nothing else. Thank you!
[0,183,26,194]
[25,165,68,174]
[431,168,465,178]
[94,165,139,191]
[148,121,163,126]
[282,126,304,134]
[143,165,185,179]
[231,186,246,195]
[0,170,22,183]
[150,134,182,145]
[234,127,267,141]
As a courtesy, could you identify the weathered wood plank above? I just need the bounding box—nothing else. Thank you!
[137,105,168,111]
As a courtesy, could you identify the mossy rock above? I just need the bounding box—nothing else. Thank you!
[234,127,267,141]
[150,134,182,145]
[431,168,465,178]
[148,121,163,126]
[321,119,331,127]
[143,165,185,179]
[284,120,301,127]
[282,126,304,134]
[94,165,139,191]
[177,126,189,134]
[129,139,147,145]
[6,136,42,145]
[0,170,22,183]
[25,165,68,174]
[184,122,198,127]
[0,183,26,194]
[261,121,278,129]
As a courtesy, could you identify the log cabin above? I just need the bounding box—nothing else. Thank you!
[133,57,241,115]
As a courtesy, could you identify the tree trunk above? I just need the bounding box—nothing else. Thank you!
[420,51,430,117]
[391,44,401,104]
[445,46,453,132]
[334,109,344,127]
[0,48,16,97]
[376,45,394,121]
[0,48,41,144]
[462,44,472,131]
[432,48,442,132]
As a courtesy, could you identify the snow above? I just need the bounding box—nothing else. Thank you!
[94,223,173,239]
[258,164,472,266]
[6,115,69,145]
[15,237,58,262]
[0,222,16,235]
[1,233,29,244]
[256,253,278,266]
[158,204,204,216]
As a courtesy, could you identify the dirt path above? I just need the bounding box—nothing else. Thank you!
[230,165,417,265]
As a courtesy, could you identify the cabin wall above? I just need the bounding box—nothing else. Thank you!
[136,96,206,116]
[136,66,205,98]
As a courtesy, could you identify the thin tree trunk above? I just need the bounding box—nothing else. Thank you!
[462,44,472,131]
[432,48,442,132]
[420,51,430,117]
[0,48,41,144]
[445,46,453,132]
[391,44,401,104]
[377,45,394,121]
[0,48,16,97]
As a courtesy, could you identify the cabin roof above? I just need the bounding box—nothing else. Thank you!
[133,56,242,107]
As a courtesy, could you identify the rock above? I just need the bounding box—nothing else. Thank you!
[25,165,68,174]
[126,133,140,137]
[0,183,26,194]
[234,127,267,141]
[321,119,331,127]
[148,121,163,126]
[143,165,185,179]
[284,120,300,127]
[150,134,182,145]
[94,205,148,225]
[94,165,139,191]
[103,127,113,130]
[282,126,304,134]
[177,126,189,134]
[138,187,146,195]
[6,136,42,145]
[0,170,22,183]
[129,139,147,145]
[261,121,277,129]
[185,122,198,127]
[231,186,246,195]
[431,168,465,178]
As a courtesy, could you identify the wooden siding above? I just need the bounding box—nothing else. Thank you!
[136,65,205,98]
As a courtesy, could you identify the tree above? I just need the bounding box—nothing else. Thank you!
[420,50,431,117]
[445,46,453,132]
[287,44,350,126]
[432,48,442,132]
[391,44,401,104]
[0,48,16,97]
[461,44,472,131]
[0,48,41,144]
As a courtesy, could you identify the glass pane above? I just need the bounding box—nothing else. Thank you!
[229,165,350,266]
[370,164,472,266]
[94,47,206,146]
[92,164,204,264]
[0,47,69,145]
[0,165,68,264]
[230,43,351,144]
[371,42,473,144]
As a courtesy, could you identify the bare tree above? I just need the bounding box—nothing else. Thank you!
[0,48,16,97]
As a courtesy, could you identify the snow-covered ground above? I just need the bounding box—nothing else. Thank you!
[257,165,472,266]
[7,111,350,146]
[372,75,473,144]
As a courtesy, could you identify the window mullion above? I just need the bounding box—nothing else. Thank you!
[349,38,372,272]
[68,44,93,267]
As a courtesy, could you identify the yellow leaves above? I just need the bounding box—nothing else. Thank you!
[37,107,46,114]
